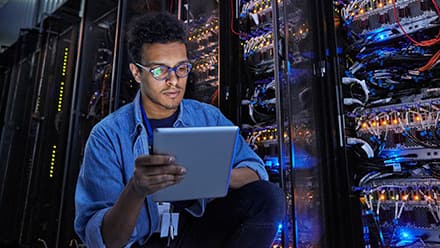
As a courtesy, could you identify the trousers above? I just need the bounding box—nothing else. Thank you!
[137,180,286,248]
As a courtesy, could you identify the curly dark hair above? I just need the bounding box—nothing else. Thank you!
[127,12,188,63]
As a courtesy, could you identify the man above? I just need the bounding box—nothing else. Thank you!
[74,11,285,248]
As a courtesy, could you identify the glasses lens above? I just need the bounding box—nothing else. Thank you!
[175,63,192,77]
[150,66,169,80]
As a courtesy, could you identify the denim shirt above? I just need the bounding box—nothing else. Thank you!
[74,91,268,247]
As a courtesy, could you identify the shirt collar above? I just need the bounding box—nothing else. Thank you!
[132,91,144,137]
[132,90,190,136]
[174,99,188,127]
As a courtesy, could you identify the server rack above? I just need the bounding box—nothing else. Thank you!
[0,28,40,247]
[237,0,440,247]
[0,1,81,247]
[183,0,220,106]
[60,1,121,246]
[237,0,361,247]
[158,2,371,246]
[0,44,17,134]
[337,0,440,247]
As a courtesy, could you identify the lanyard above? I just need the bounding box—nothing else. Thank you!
[140,97,154,152]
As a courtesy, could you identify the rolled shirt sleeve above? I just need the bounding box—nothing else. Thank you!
[233,134,269,181]
[74,128,151,247]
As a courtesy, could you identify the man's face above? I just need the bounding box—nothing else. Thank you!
[131,42,189,117]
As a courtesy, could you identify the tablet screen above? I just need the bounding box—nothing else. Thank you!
[151,126,239,202]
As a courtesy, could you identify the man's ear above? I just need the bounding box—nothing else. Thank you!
[129,63,142,83]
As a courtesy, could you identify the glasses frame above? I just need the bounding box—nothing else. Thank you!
[135,61,193,81]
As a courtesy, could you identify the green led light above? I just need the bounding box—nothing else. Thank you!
[58,48,68,112]
[50,146,56,176]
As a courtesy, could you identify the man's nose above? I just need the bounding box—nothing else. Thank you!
[165,70,178,86]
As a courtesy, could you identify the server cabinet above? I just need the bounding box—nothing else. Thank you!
[0,45,17,134]
[337,0,440,247]
[0,29,40,247]
[183,0,220,106]
[237,0,362,247]
[237,0,440,247]
[0,1,82,247]
[60,1,121,246]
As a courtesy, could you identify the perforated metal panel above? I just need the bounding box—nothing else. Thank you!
[35,0,69,23]
[0,0,68,48]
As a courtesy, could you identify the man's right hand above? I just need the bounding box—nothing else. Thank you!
[130,154,186,197]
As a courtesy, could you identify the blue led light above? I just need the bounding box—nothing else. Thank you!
[291,147,317,169]
[395,228,417,246]
[401,231,410,239]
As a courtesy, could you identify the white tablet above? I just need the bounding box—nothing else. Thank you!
[151,126,239,202]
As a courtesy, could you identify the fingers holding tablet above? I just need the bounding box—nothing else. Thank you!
[132,155,187,196]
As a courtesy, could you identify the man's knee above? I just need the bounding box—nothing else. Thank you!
[239,180,286,221]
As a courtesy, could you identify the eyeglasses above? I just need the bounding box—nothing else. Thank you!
[135,61,193,81]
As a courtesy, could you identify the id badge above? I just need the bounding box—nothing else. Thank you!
[160,212,179,238]
[155,202,170,233]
